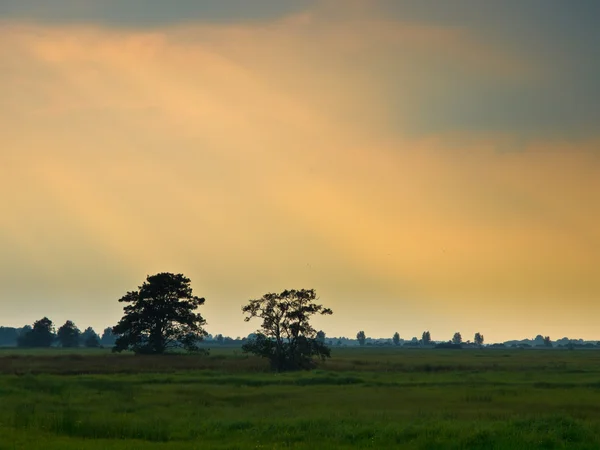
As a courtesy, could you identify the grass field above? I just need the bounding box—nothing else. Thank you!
[2,347,600,449]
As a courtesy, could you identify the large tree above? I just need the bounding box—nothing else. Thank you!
[393,332,400,346]
[56,320,81,348]
[17,317,55,348]
[112,273,208,354]
[242,289,333,371]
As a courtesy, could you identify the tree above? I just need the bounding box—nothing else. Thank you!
[100,327,116,347]
[393,332,400,346]
[16,325,32,347]
[112,273,208,354]
[57,320,81,348]
[0,327,19,347]
[17,317,55,347]
[241,289,333,371]
[422,331,432,345]
[316,330,326,344]
[81,327,101,348]
[543,336,552,347]
[356,331,366,346]
[452,332,462,345]
[474,332,484,347]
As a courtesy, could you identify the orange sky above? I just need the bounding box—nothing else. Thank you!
[1,1,599,342]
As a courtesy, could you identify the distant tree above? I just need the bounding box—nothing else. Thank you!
[316,330,326,344]
[356,331,366,346]
[81,327,101,348]
[57,320,81,348]
[100,327,116,347]
[18,317,55,348]
[112,273,208,354]
[452,332,462,345]
[0,327,19,347]
[242,289,333,371]
[16,325,32,347]
[474,332,484,347]
[543,336,552,347]
[422,331,432,345]
[215,334,224,344]
[393,332,400,346]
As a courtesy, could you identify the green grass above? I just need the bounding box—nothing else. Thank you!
[2,348,600,448]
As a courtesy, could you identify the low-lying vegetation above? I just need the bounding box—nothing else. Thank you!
[2,348,600,449]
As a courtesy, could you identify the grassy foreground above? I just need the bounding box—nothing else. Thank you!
[1,348,600,449]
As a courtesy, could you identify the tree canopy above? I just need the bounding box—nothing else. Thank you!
[112,273,208,354]
[316,330,326,343]
[356,330,366,346]
[82,327,101,348]
[242,289,333,371]
[100,327,116,347]
[474,332,484,346]
[17,317,55,348]
[422,331,432,345]
[57,320,81,348]
[452,332,463,345]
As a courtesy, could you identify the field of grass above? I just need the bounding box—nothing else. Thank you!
[2,347,600,449]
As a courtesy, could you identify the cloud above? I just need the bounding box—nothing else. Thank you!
[1,4,599,340]
[0,0,316,26]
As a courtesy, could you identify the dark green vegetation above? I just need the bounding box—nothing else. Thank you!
[113,273,208,354]
[242,289,332,371]
[16,317,55,348]
[2,348,600,449]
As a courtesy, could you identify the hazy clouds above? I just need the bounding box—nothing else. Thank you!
[1,1,599,341]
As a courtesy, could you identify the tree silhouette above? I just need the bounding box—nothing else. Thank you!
[242,289,333,371]
[393,332,400,346]
[100,327,116,347]
[0,327,21,346]
[474,332,484,347]
[81,327,100,348]
[17,317,55,348]
[422,331,432,345]
[543,336,552,347]
[452,332,462,345]
[112,273,208,354]
[57,320,81,348]
[316,330,326,344]
[356,331,366,346]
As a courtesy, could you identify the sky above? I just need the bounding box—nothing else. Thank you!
[1,0,599,343]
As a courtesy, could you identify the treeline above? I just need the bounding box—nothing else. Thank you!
[0,318,116,348]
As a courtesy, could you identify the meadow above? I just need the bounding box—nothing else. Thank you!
[1,347,600,449]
